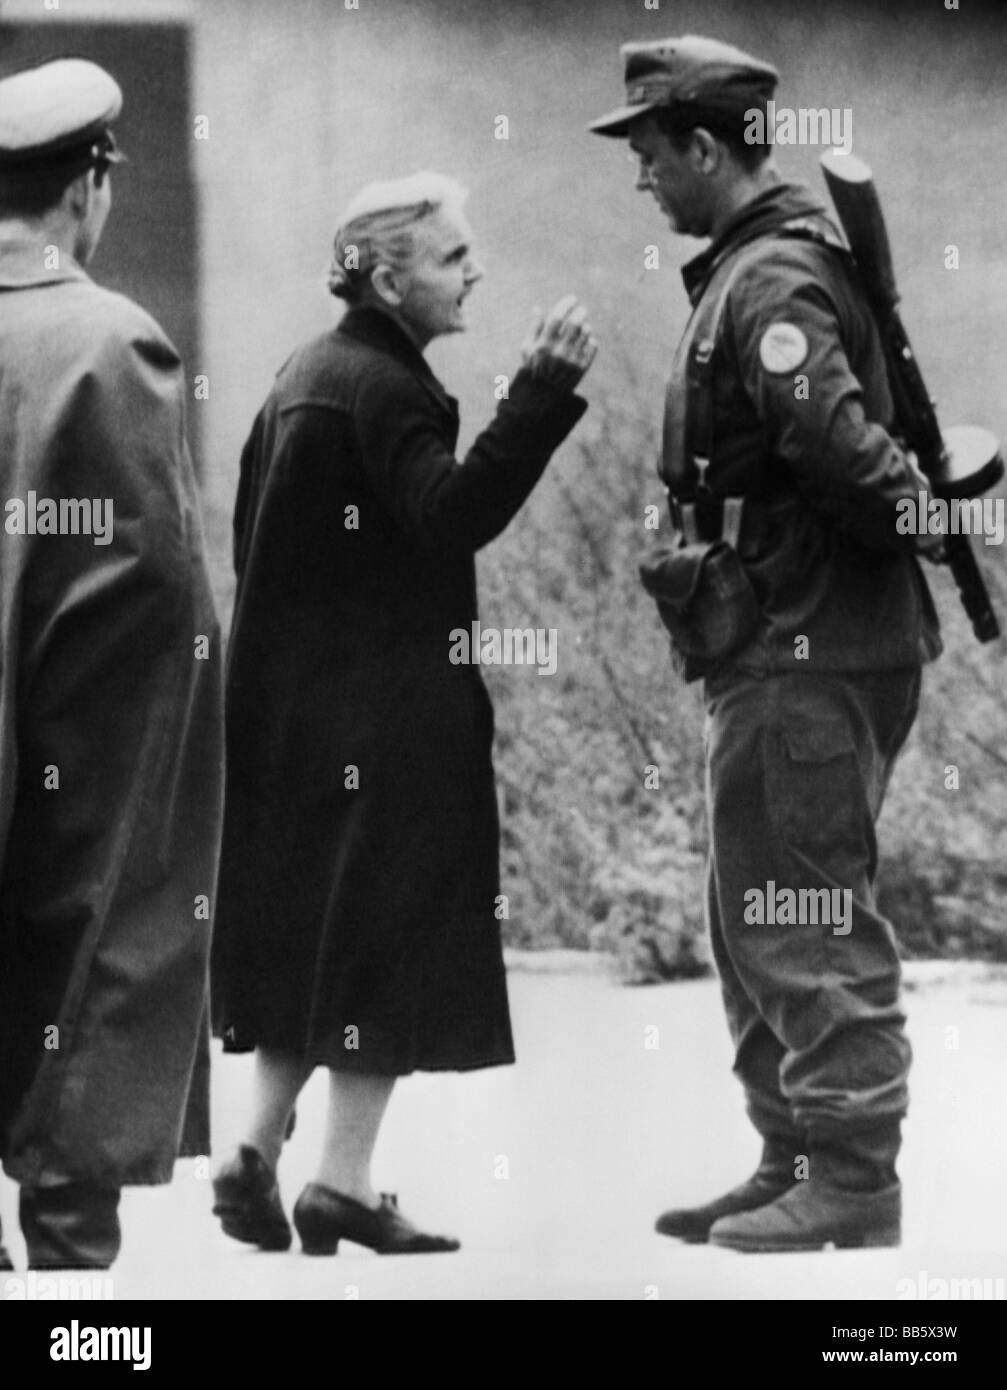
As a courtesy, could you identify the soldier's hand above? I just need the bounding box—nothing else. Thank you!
[904,450,950,563]
[519,294,598,390]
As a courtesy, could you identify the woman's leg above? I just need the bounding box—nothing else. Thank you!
[213,1047,311,1250]
[244,1047,313,1172]
[315,1071,396,1207]
[292,1072,458,1254]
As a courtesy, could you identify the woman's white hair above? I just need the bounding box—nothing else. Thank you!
[328,171,468,302]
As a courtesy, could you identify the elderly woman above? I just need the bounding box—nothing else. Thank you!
[210,172,596,1255]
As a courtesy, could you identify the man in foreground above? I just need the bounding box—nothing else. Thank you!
[0,58,223,1268]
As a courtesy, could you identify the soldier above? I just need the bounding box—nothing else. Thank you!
[590,36,943,1251]
[0,59,223,1268]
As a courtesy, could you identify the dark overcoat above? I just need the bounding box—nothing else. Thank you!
[0,240,224,1187]
[212,306,586,1075]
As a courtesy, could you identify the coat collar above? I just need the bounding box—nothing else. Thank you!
[337,304,457,415]
[0,234,91,290]
[681,180,830,303]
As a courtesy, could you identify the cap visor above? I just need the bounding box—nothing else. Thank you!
[587,101,658,137]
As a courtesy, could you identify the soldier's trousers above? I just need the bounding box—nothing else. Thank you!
[703,666,921,1172]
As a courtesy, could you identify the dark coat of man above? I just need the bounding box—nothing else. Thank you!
[212,305,586,1076]
[0,241,224,1189]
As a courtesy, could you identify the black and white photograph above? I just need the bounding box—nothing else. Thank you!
[0,0,1004,1348]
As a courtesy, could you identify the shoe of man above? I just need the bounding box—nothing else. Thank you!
[655,1139,797,1242]
[709,1178,901,1252]
[19,1183,122,1269]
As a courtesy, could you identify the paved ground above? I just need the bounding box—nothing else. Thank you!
[2,957,1005,1301]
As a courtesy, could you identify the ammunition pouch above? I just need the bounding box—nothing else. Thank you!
[639,497,760,677]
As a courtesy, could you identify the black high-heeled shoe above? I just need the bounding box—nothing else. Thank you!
[212,1145,291,1251]
[292,1183,460,1256]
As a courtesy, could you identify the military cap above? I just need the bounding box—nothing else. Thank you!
[0,58,124,174]
[588,34,778,138]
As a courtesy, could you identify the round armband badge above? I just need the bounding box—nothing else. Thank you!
[759,322,809,374]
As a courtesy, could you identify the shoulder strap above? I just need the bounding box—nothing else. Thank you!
[687,241,771,490]
[665,215,849,496]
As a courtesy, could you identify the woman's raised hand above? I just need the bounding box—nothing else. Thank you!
[520,294,599,390]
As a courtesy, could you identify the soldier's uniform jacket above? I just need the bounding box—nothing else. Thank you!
[0,240,223,1188]
[663,180,942,674]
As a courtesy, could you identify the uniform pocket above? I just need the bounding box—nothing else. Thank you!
[772,714,868,860]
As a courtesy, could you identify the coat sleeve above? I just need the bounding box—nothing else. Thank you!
[14,315,208,918]
[725,251,928,552]
[354,365,587,552]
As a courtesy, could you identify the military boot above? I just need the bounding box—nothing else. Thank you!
[709,1134,901,1252]
[655,1136,800,1243]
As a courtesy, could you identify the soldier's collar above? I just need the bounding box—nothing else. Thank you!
[681,181,824,300]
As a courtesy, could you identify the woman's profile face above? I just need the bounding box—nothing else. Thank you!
[394,209,484,346]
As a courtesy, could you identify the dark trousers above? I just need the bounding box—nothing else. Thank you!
[703,667,921,1175]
